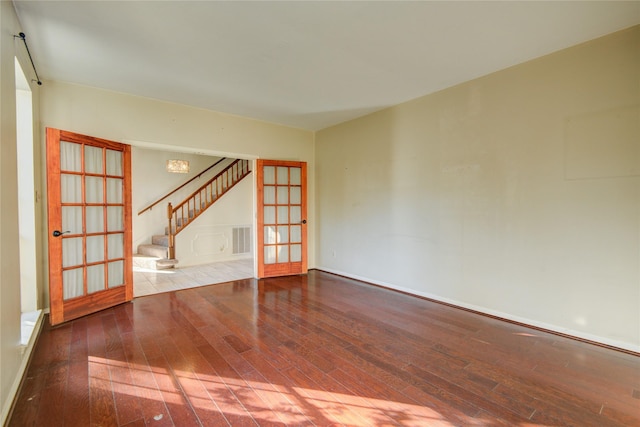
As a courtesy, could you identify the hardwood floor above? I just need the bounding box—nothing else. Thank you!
[9,271,640,426]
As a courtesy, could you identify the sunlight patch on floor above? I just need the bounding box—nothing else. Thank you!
[88,356,459,426]
[20,310,41,345]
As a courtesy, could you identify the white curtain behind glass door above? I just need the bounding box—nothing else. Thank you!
[59,142,125,300]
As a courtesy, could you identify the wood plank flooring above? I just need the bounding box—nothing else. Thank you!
[8,270,640,426]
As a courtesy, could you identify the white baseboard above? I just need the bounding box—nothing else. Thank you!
[315,267,640,354]
[1,310,45,425]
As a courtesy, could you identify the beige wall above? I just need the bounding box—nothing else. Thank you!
[1,10,637,422]
[0,1,44,422]
[316,26,640,351]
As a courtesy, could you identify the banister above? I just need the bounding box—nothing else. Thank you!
[166,159,251,259]
[167,202,175,259]
[172,159,240,212]
[138,157,227,215]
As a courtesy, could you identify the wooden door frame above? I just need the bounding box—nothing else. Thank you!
[255,159,308,279]
[46,128,133,325]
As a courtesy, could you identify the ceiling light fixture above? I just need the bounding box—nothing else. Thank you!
[166,159,189,173]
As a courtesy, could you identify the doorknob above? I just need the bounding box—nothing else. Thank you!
[301,220,307,224]
[52,230,70,237]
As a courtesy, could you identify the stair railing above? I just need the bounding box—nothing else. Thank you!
[138,157,227,216]
[167,158,251,259]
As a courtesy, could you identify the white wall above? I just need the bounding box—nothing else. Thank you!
[40,80,315,303]
[175,175,253,266]
[131,147,253,266]
[1,2,43,423]
[131,146,224,251]
[316,26,640,352]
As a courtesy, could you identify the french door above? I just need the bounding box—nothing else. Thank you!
[257,160,307,278]
[46,128,132,325]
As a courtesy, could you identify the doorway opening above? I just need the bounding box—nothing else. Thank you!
[129,145,255,296]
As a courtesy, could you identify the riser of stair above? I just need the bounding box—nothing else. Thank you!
[135,235,178,270]
[165,218,188,234]
[133,255,178,270]
[137,244,168,259]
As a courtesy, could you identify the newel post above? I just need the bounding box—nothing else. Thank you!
[167,202,175,259]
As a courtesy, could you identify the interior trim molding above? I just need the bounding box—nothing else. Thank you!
[313,267,640,357]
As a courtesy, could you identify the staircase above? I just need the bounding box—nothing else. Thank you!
[134,234,178,270]
[134,158,251,270]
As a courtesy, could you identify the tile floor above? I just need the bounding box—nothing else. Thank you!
[133,257,254,297]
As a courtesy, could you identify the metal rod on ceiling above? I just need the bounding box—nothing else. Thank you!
[14,32,42,86]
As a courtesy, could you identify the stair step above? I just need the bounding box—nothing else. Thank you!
[137,244,168,259]
[188,204,206,218]
[151,234,169,247]
[166,223,185,234]
[133,254,178,270]
[155,258,179,269]
[165,218,187,234]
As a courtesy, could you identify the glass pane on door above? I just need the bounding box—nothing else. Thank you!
[265,246,276,264]
[85,146,103,174]
[290,206,301,224]
[106,178,123,203]
[61,175,82,203]
[277,187,288,204]
[277,226,289,243]
[264,186,275,204]
[86,207,104,233]
[107,207,123,231]
[277,245,289,263]
[290,187,301,204]
[60,141,81,172]
[264,166,275,184]
[108,261,124,288]
[86,236,105,263]
[106,149,123,176]
[264,206,275,224]
[290,167,301,185]
[291,225,301,243]
[85,177,104,203]
[87,265,105,294]
[108,234,124,259]
[277,167,288,184]
[62,207,82,234]
[63,268,83,300]
[62,238,83,268]
[291,244,302,262]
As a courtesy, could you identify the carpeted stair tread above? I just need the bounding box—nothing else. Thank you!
[151,234,169,246]
[137,244,169,259]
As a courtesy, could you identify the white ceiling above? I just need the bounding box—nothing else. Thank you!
[12,1,640,131]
